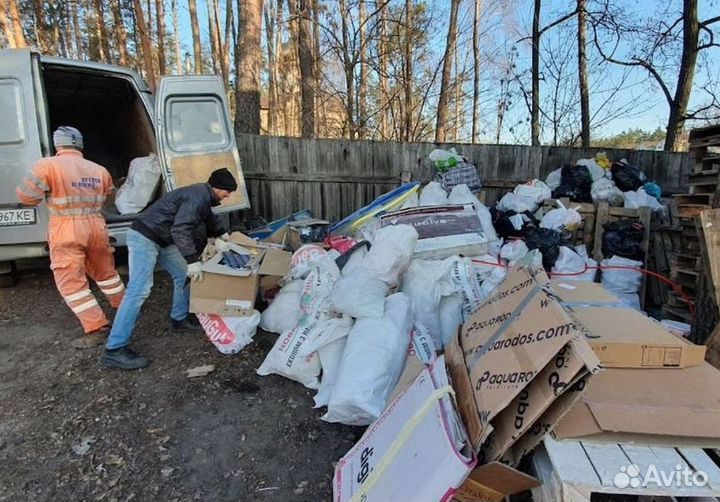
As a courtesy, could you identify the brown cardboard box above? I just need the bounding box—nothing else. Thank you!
[549,279,706,369]
[553,362,720,447]
[452,462,540,502]
[190,244,291,317]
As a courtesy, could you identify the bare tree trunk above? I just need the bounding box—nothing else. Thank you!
[223,0,233,87]
[578,0,590,147]
[5,0,27,49]
[378,3,389,139]
[155,0,167,74]
[0,0,18,48]
[207,0,220,74]
[171,0,182,73]
[471,0,481,143]
[339,0,354,138]
[63,0,75,57]
[298,0,315,137]
[235,0,263,134]
[72,0,83,59]
[93,0,111,62]
[133,0,157,90]
[110,0,129,65]
[286,0,300,136]
[188,0,203,72]
[50,1,61,55]
[357,0,367,139]
[264,1,278,134]
[531,0,541,145]
[665,0,699,151]
[312,0,321,136]
[435,0,460,143]
[403,0,412,141]
[32,0,46,51]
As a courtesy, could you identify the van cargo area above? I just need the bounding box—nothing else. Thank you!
[41,64,159,220]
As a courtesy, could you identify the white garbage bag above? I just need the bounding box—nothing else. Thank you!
[298,254,341,319]
[330,272,387,318]
[313,337,348,408]
[601,256,643,293]
[323,293,412,425]
[576,158,606,182]
[198,311,261,355]
[419,181,448,206]
[439,293,464,349]
[115,154,162,214]
[591,178,624,206]
[259,280,304,334]
[447,184,499,243]
[401,258,456,347]
[624,188,664,213]
[551,247,589,280]
[546,168,562,190]
[514,179,552,205]
[500,240,529,264]
[497,192,538,213]
[541,201,582,232]
[479,266,507,301]
[340,244,369,277]
[363,224,418,288]
[567,244,598,282]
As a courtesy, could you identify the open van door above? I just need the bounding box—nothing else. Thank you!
[0,49,50,247]
[155,75,249,211]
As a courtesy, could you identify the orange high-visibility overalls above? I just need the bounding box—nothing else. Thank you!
[16,150,125,333]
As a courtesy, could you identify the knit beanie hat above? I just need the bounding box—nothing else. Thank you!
[208,167,237,191]
[53,126,84,150]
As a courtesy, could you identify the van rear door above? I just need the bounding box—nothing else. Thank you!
[155,75,249,212]
[0,49,49,246]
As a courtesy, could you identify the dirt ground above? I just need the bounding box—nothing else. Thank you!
[0,258,360,502]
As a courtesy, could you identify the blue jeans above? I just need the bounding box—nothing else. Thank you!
[106,229,189,350]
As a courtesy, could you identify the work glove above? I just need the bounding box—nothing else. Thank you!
[215,238,232,252]
[187,262,204,282]
[218,232,231,241]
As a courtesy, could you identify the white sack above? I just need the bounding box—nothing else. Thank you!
[546,168,562,190]
[115,154,162,214]
[419,181,448,206]
[551,247,589,280]
[298,254,341,319]
[497,192,538,213]
[500,240,529,264]
[363,224,418,287]
[439,293,464,349]
[313,337,348,408]
[591,178,624,206]
[541,201,582,232]
[601,256,643,294]
[259,280,304,334]
[514,179,552,204]
[289,245,327,280]
[323,293,412,425]
[449,259,484,319]
[331,272,387,318]
[447,184,499,243]
[198,311,261,355]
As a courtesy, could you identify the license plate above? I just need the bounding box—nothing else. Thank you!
[0,208,37,226]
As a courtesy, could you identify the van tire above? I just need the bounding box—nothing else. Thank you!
[0,261,18,288]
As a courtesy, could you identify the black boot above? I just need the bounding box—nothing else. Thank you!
[171,314,204,333]
[100,347,150,370]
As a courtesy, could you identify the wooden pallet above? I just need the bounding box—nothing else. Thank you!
[531,437,720,502]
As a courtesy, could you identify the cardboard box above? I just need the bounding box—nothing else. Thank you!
[380,204,490,259]
[190,239,291,316]
[553,362,720,447]
[452,462,540,502]
[549,280,706,369]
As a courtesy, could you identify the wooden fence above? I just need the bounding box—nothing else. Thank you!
[237,134,693,221]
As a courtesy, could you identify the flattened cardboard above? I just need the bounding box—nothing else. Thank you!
[553,362,720,447]
[480,339,599,463]
[445,336,484,451]
[549,280,623,304]
[567,306,706,368]
[452,462,540,502]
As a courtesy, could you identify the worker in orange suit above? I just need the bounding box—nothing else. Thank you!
[16,126,125,349]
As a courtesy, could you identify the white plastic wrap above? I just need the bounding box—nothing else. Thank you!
[419,181,448,206]
[115,154,162,214]
[546,168,562,190]
[323,293,412,425]
[439,293,464,349]
[500,240,529,264]
[624,188,664,213]
[591,178,624,206]
[601,256,643,293]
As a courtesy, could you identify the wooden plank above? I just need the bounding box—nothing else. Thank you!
[581,441,633,488]
[543,437,601,489]
[700,210,720,309]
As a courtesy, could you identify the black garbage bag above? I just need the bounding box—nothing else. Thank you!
[490,206,540,239]
[525,227,572,271]
[551,164,593,202]
[611,160,646,192]
[601,219,645,260]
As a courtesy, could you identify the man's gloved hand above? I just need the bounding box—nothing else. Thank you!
[187,262,204,282]
[215,233,232,252]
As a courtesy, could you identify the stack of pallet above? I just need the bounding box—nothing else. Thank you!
[660,125,720,322]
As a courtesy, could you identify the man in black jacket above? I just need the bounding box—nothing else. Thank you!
[101,168,237,370]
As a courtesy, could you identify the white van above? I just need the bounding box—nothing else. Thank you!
[0,49,250,285]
